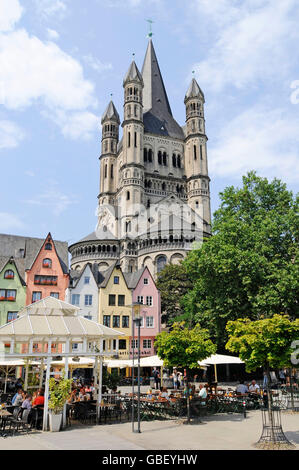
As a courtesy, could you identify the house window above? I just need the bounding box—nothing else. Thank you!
[114,276,119,284]
[34,275,57,285]
[84,277,90,284]
[143,278,149,285]
[143,339,152,349]
[0,289,16,301]
[72,343,78,351]
[7,312,18,323]
[146,316,154,328]
[137,296,144,304]
[118,295,125,306]
[71,294,80,305]
[108,294,116,306]
[157,255,167,273]
[122,316,129,328]
[4,270,14,279]
[103,315,111,327]
[131,340,139,349]
[146,296,153,306]
[32,292,42,303]
[50,292,59,299]
[42,259,52,268]
[119,339,127,350]
[113,316,120,328]
[84,295,92,306]
[45,243,52,250]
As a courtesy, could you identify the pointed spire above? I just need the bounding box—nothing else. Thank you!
[101,100,120,124]
[141,39,184,140]
[184,77,204,103]
[123,61,143,86]
[141,39,172,115]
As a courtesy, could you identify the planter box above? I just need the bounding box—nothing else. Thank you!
[49,412,62,432]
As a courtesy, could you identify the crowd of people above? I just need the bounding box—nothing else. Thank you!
[11,387,45,410]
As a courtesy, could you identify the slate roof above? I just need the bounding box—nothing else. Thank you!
[101,100,120,124]
[141,40,185,140]
[184,77,204,102]
[123,61,143,85]
[0,233,69,275]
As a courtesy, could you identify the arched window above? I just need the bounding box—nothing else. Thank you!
[134,132,137,148]
[4,270,14,279]
[45,243,52,250]
[111,164,114,178]
[177,155,181,168]
[148,149,153,162]
[42,259,52,268]
[157,255,167,273]
[163,152,167,166]
[194,145,197,160]
[144,148,148,162]
[126,191,130,201]
[128,131,131,147]
[104,164,107,178]
[162,182,166,191]
[134,105,137,117]
[200,145,203,160]
[158,151,162,165]
[172,154,176,167]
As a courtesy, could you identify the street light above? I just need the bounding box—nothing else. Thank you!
[131,301,146,434]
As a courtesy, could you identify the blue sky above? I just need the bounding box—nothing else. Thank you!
[0,0,298,246]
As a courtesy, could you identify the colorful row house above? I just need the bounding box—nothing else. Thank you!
[67,261,161,359]
[0,232,69,326]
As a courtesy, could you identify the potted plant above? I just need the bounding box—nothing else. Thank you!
[48,375,72,432]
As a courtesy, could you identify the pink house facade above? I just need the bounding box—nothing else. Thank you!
[127,267,161,358]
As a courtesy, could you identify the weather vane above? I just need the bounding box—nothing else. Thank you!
[146,19,154,38]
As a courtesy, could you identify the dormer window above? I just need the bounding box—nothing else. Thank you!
[4,270,14,279]
[45,243,52,250]
[43,259,52,268]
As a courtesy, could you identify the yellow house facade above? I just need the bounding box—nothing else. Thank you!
[98,263,132,360]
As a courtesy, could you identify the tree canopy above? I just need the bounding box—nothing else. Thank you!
[155,321,216,370]
[156,263,192,325]
[226,314,299,372]
[183,172,299,349]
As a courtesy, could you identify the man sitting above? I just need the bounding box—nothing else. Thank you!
[236,381,249,395]
[249,380,260,394]
[12,388,23,406]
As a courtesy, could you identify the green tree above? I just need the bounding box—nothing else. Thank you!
[225,314,299,447]
[155,322,216,422]
[183,172,299,349]
[156,263,192,325]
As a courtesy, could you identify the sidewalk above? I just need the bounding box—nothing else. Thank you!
[0,410,298,450]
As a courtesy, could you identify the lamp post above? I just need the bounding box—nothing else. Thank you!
[131,301,145,434]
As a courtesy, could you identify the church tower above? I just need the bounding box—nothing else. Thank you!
[99,101,120,205]
[184,78,211,230]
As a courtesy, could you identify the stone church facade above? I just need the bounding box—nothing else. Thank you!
[69,39,211,277]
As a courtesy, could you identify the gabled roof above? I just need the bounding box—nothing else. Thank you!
[98,261,123,289]
[69,263,98,289]
[123,61,143,86]
[141,39,185,140]
[26,232,68,275]
[101,100,120,124]
[123,267,146,289]
[0,257,26,286]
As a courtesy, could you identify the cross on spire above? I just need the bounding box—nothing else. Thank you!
[146,19,154,38]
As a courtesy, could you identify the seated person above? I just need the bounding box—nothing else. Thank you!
[159,387,170,401]
[12,388,24,406]
[22,394,32,410]
[248,380,260,394]
[146,388,153,399]
[32,389,45,407]
[236,381,249,395]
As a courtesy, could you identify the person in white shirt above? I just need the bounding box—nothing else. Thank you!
[249,380,260,393]
[236,381,249,394]
[198,384,207,405]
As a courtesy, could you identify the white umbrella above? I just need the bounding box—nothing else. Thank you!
[139,355,163,367]
[198,354,244,383]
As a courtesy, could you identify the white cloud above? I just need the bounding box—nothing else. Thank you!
[0,120,25,149]
[0,0,23,32]
[209,105,299,183]
[33,0,67,18]
[50,110,99,140]
[0,29,96,110]
[83,54,112,74]
[191,0,299,91]
[24,186,77,216]
[0,212,24,231]
[46,28,60,41]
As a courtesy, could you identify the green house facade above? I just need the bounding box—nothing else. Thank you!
[0,258,26,326]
